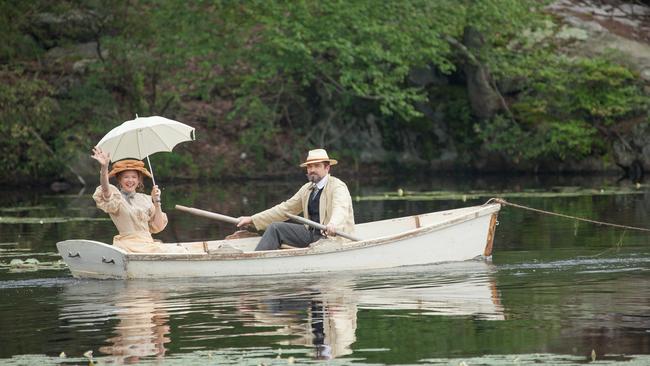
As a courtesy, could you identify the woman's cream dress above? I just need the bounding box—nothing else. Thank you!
[93,184,187,253]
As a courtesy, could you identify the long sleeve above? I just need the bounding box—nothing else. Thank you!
[320,176,355,241]
[327,183,353,229]
[148,210,168,234]
[93,184,122,214]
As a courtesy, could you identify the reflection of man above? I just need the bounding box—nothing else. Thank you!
[236,278,358,360]
[314,284,357,359]
[237,149,355,251]
[99,289,170,364]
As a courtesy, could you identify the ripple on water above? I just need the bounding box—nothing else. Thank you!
[498,254,650,272]
[0,276,76,289]
[3,351,650,366]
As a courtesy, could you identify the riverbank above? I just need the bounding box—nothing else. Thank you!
[1,1,648,186]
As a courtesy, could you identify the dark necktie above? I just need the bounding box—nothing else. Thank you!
[310,185,320,201]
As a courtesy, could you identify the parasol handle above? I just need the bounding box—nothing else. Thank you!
[146,156,156,187]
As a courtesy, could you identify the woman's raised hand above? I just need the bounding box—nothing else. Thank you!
[91,147,111,167]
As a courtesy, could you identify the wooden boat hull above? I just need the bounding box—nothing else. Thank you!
[56,203,500,279]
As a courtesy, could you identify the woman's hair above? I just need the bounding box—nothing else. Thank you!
[116,171,145,191]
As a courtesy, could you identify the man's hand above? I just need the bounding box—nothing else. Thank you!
[237,216,253,228]
[324,223,337,237]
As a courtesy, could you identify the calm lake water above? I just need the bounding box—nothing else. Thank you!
[1,174,650,365]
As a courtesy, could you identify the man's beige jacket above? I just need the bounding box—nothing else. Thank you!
[252,175,355,241]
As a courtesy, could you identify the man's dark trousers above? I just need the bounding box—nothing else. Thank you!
[254,222,322,251]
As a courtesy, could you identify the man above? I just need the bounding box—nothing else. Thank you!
[237,149,355,251]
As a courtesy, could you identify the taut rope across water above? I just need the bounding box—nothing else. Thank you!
[486,198,650,233]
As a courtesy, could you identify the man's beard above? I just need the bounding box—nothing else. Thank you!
[307,173,321,183]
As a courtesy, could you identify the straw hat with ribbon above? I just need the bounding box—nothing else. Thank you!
[299,149,338,167]
[108,159,153,179]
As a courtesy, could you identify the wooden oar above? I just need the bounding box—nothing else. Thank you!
[176,205,360,242]
[175,205,240,225]
[285,213,360,242]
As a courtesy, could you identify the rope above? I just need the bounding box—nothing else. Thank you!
[485,197,650,233]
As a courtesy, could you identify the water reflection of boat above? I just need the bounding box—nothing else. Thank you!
[356,276,504,319]
[232,262,504,359]
[56,203,500,279]
[57,262,504,361]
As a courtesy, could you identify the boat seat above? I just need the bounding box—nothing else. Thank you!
[225,230,260,240]
[208,243,244,254]
[280,243,299,249]
[309,238,341,250]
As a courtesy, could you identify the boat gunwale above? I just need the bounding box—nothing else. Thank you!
[123,203,501,261]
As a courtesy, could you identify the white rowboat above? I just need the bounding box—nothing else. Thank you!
[56,203,501,279]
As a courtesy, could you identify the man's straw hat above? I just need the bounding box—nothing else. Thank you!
[299,149,338,167]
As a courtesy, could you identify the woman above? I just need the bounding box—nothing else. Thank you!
[91,147,187,253]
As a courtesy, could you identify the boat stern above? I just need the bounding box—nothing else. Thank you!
[56,240,128,279]
[483,210,499,258]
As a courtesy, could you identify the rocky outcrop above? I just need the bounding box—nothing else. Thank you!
[550,0,650,80]
[612,121,650,182]
[32,10,102,48]
[548,0,650,177]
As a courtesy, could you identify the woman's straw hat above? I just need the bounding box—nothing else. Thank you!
[299,149,338,167]
[108,159,153,178]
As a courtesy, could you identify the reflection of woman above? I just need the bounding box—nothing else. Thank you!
[99,289,170,364]
[91,147,186,253]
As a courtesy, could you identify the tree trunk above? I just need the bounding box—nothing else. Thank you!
[461,26,502,120]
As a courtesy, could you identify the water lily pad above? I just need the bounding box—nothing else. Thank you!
[0,216,109,224]
[1,252,49,258]
[0,205,53,212]
[10,258,38,268]
[357,186,645,201]
[8,266,39,273]
[9,259,24,267]
[2,258,68,272]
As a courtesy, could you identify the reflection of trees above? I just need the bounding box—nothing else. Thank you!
[495,261,650,359]
[553,274,650,358]
[496,195,650,254]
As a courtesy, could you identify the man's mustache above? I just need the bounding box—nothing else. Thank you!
[306,173,321,183]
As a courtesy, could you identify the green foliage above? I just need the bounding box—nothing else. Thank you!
[148,152,200,180]
[0,69,61,180]
[234,0,463,120]
[232,95,279,163]
[482,116,599,161]
[53,73,118,153]
[482,32,647,162]
[518,57,645,125]
[0,0,648,183]
[430,85,477,163]
[0,1,45,62]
